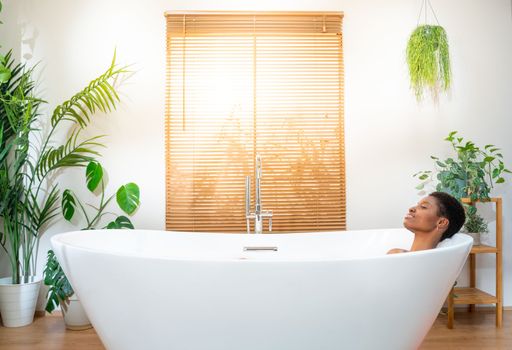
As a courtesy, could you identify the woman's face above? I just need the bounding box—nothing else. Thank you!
[403,196,445,233]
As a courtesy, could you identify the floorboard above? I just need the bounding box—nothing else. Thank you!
[0,310,509,349]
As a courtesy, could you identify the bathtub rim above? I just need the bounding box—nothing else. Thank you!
[51,228,473,263]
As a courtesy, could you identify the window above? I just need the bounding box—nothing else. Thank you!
[165,12,345,232]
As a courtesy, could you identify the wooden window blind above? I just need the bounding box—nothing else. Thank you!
[165,12,345,232]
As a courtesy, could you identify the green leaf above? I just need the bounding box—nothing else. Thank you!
[106,215,134,229]
[483,156,495,163]
[61,189,76,221]
[415,183,425,190]
[86,161,103,192]
[0,66,11,83]
[496,177,505,184]
[436,161,446,167]
[116,183,140,215]
[419,174,429,180]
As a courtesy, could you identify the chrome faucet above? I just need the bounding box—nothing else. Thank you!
[245,154,273,234]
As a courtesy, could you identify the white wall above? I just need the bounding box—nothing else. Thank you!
[1,0,511,305]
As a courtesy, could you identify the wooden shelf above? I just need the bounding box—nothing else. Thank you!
[447,197,502,328]
[452,287,498,305]
[470,244,498,254]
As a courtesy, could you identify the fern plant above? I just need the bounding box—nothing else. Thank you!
[0,49,126,284]
[406,25,451,101]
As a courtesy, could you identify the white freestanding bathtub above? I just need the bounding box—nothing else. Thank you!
[51,228,472,350]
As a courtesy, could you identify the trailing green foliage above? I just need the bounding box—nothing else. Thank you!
[414,131,510,231]
[406,25,451,101]
[414,131,510,202]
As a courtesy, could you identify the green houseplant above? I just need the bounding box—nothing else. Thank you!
[406,24,451,101]
[414,131,510,239]
[44,161,140,329]
[463,211,488,245]
[0,6,127,323]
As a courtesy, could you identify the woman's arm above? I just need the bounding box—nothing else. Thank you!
[387,248,408,254]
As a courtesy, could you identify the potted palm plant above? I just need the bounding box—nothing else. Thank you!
[44,161,140,330]
[0,31,127,326]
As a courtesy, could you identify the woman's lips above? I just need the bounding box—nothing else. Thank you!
[404,213,414,219]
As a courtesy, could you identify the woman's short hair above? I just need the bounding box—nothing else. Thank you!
[429,191,466,241]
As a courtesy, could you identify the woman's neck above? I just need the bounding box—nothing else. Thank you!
[410,231,441,252]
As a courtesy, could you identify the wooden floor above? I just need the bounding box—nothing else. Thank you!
[0,310,510,349]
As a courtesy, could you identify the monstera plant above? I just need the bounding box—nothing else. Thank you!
[45,161,140,319]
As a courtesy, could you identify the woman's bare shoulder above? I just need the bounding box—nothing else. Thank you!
[387,248,409,254]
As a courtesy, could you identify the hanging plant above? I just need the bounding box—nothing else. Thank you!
[406,1,452,101]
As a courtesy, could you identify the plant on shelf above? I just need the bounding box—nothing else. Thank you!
[414,131,510,238]
[44,160,140,315]
[463,211,488,245]
[414,131,510,201]
[406,0,451,101]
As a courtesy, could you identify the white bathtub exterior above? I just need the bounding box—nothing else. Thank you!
[51,228,472,350]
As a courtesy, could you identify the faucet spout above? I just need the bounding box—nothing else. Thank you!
[245,154,273,234]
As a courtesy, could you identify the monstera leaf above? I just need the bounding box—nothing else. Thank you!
[86,161,103,192]
[106,215,134,229]
[61,189,77,221]
[116,183,140,215]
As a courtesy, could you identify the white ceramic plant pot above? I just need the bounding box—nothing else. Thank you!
[62,294,92,330]
[467,232,481,245]
[0,276,41,327]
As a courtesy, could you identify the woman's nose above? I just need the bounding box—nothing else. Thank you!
[409,207,416,213]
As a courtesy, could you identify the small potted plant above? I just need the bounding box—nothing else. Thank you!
[44,161,140,330]
[463,211,488,246]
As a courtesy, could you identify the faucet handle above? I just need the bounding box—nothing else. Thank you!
[261,210,273,232]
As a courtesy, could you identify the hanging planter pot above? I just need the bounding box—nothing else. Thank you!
[406,1,452,101]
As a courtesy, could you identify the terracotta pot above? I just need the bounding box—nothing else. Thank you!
[0,276,41,327]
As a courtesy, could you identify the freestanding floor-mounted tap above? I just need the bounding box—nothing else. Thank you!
[245,154,273,234]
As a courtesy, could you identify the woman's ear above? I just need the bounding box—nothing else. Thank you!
[437,217,449,231]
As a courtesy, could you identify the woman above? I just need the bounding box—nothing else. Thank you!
[388,192,466,254]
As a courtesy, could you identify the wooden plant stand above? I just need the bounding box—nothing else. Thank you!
[447,197,502,328]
